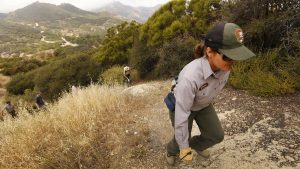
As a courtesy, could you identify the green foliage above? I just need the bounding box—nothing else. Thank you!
[154,35,198,78]
[224,0,300,51]
[54,35,102,59]
[140,0,222,47]
[73,35,103,47]
[100,66,124,85]
[93,21,141,68]
[6,55,102,99]
[23,89,36,102]
[34,55,101,99]
[129,35,159,79]
[100,65,139,86]
[163,20,186,40]
[7,72,35,95]
[188,0,222,37]
[140,1,183,46]
[0,58,45,76]
[229,50,300,96]
[0,20,44,54]
[222,0,300,96]
[0,20,40,41]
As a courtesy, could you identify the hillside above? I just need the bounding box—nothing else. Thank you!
[6,2,96,22]
[0,81,299,168]
[0,2,123,56]
[94,1,161,22]
[0,13,7,19]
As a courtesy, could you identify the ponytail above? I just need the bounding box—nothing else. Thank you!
[194,42,206,59]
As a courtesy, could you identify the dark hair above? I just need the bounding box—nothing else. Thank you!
[194,42,206,58]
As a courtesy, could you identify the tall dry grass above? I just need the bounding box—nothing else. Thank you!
[0,74,10,102]
[0,74,10,88]
[0,84,151,169]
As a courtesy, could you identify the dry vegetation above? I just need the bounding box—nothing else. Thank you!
[0,81,299,169]
[0,74,10,102]
[0,84,156,169]
[0,74,10,88]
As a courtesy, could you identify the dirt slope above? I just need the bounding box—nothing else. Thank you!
[124,81,300,169]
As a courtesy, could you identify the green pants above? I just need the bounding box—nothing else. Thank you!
[167,104,224,155]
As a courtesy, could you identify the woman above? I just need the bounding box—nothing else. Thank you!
[166,22,255,165]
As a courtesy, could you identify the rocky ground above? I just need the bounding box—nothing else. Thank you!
[125,81,299,169]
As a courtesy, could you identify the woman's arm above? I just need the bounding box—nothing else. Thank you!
[174,77,196,149]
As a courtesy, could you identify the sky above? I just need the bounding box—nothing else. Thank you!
[0,0,171,13]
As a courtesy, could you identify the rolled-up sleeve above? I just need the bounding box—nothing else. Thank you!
[174,76,196,149]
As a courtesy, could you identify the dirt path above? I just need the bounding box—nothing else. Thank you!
[126,81,300,169]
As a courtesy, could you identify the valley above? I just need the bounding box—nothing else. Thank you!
[0,2,124,58]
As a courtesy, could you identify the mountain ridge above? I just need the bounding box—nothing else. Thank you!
[6,2,100,22]
[94,1,162,22]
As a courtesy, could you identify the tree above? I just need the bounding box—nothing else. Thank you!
[224,0,300,52]
[140,0,222,47]
[93,21,141,68]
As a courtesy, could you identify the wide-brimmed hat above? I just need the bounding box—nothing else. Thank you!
[205,22,255,61]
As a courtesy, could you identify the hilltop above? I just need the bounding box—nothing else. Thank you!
[94,1,161,22]
[0,81,299,168]
[6,2,99,22]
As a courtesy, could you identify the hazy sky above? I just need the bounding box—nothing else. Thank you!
[0,0,171,13]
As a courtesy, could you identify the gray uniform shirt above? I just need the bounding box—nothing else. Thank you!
[174,56,230,149]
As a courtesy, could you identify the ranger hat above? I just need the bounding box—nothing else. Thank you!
[205,22,255,61]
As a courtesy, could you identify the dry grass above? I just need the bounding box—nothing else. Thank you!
[0,84,152,169]
[0,74,10,103]
[0,74,10,88]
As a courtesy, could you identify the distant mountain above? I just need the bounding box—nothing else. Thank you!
[94,1,162,22]
[59,3,95,16]
[7,2,72,21]
[0,2,124,56]
[6,2,107,22]
[0,13,7,19]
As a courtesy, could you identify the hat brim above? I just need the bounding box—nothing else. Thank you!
[219,45,255,61]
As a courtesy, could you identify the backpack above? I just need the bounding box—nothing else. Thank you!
[164,76,178,112]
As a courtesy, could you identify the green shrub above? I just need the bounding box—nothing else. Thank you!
[0,58,45,76]
[129,34,160,79]
[7,72,35,95]
[229,49,299,96]
[33,55,101,99]
[100,66,124,85]
[154,35,198,78]
[23,89,36,102]
[6,55,102,99]
[101,65,139,86]
[93,21,140,68]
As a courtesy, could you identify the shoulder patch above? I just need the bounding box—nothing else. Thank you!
[235,29,244,43]
[199,83,208,91]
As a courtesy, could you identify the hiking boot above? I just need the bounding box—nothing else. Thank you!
[166,153,176,166]
[196,149,210,158]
